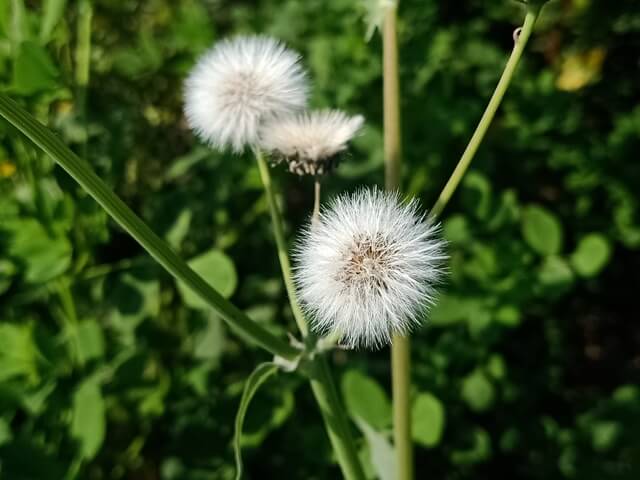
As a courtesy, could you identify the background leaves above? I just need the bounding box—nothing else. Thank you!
[0,0,639,479]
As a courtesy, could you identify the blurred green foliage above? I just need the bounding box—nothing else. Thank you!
[0,0,639,478]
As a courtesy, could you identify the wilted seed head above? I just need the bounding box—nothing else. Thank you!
[294,188,447,349]
[184,36,309,152]
[259,110,364,176]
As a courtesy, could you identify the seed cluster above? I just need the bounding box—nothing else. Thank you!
[273,151,342,176]
[338,233,392,291]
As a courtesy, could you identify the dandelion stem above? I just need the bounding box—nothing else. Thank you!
[312,177,322,225]
[255,150,366,480]
[254,149,308,336]
[430,5,542,218]
[383,3,414,479]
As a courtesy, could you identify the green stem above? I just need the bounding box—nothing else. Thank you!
[383,3,414,479]
[254,153,365,479]
[0,93,298,361]
[254,149,308,336]
[75,0,92,158]
[312,177,321,225]
[308,356,367,480]
[430,5,542,218]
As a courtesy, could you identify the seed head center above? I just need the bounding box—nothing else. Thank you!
[339,234,391,289]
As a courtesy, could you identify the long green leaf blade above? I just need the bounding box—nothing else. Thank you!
[0,93,297,360]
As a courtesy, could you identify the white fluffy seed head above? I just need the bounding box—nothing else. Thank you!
[184,36,309,152]
[259,110,364,176]
[294,188,447,349]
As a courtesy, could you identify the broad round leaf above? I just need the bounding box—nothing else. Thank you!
[341,370,391,430]
[570,233,611,277]
[412,393,446,448]
[177,249,237,309]
[461,370,495,413]
[521,205,563,256]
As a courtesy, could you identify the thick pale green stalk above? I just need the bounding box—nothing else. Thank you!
[0,94,298,360]
[312,177,321,225]
[254,149,308,336]
[383,3,414,480]
[255,151,365,479]
[430,5,542,218]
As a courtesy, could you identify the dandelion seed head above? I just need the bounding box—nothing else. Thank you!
[260,110,364,176]
[294,188,447,349]
[184,36,309,152]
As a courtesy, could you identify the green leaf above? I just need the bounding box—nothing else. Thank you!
[495,305,521,327]
[341,370,392,430]
[0,417,12,446]
[486,354,507,380]
[165,208,192,249]
[570,233,612,277]
[106,272,160,335]
[0,93,297,361]
[461,370,495,412]
[0,323,40,383]
[193,313,226,362]
[76,319,105,364]
[430,295,486,327]
[590,421,621,452]
[12,41,60,95]
[234,362,279,480]
[176,249,237,309]
[521,205,563,255]
[5,218,71,284]
[462,171,492,220]
[355,419,396,480]
[71,378,105,460]
[412,393,446,448]
[0,259,16,294]
[538,256,574,289]
[450,428,492,465]
[443,214,471,245]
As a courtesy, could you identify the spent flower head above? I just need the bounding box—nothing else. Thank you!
[184,35,309,152]
[294,188,447,349]
[260,110,364,176]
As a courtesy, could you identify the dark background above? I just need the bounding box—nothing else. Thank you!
[0,0,639,478]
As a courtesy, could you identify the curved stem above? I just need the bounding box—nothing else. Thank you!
[254,149,308,336]
[383,3,414,480]
[255,152,365,479]
[430,5,542,218]
[0,94,298,361]
[312,177,321,225]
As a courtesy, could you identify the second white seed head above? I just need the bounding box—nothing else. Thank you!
[294,188,447,349]
[184,35,309,152]
[260,110,364,176]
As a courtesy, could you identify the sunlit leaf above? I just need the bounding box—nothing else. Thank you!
[341,370,392,430]
[412,393,446,448]
[570,233,612,278]
[177,249,237,309]
[521,205,563,256]
[70,378,105,460]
